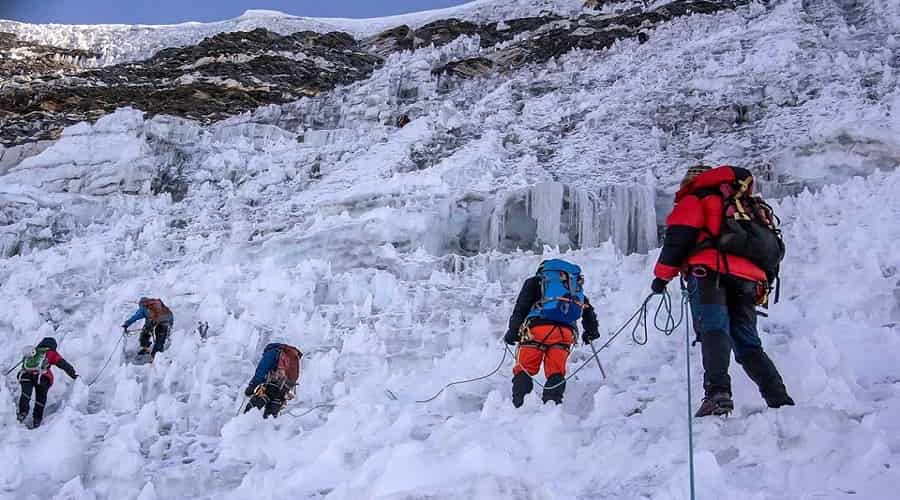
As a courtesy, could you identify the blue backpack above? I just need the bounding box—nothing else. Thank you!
[525,259,586,328]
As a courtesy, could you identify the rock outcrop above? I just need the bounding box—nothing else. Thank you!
[0,0,751,147]
[0,28,381,146]
[433,0,748,78]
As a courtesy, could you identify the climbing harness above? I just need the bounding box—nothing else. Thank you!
[510,291,686,391]
[239,380,332,419]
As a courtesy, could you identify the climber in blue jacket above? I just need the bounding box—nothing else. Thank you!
[243,343,303,418]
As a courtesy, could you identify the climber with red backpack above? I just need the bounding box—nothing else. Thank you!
[651,164,794,417]
[16,337,78,428]
[244,343,303,418]
[505,259,601,407]
[122,297,174,359]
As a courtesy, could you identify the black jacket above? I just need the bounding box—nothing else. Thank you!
[506,276,600,338]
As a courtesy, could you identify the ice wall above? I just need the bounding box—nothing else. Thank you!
[479,181,657,255]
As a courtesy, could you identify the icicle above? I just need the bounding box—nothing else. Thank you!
[529,182,564,248]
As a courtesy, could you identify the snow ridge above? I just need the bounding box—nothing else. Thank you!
[0,0,584,66]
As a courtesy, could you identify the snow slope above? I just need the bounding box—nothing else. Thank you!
[2,0,900,499]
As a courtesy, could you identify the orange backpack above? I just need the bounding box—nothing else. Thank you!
[141,298,173,323]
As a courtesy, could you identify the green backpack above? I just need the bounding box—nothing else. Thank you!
[22,347,50,374]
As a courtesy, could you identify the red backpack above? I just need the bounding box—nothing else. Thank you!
[267,345,302,393]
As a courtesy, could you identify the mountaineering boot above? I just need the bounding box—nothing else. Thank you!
[541,374,566,405]
[511,372,533,408]
[695,392,734,417]
[16,411,27,423]
[737,350,794,408]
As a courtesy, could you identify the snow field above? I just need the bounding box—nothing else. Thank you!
[2,169,899,499]
[1,0,899,498]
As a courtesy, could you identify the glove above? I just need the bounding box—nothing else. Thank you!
[121,324,128,332]
[651,278,669,294]
[582,330,600,344]
[72,374,79,380]
[503,330,520,345]
[244,385,255,397]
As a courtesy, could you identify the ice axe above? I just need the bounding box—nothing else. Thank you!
[588,341,607,379]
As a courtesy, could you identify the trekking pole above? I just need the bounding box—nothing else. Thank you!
[5,360,22,376]
[587,342,607,379]
[236,396,248,417]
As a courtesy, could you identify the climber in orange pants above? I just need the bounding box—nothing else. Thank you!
[513,325,575,401]
[504,259,600,407]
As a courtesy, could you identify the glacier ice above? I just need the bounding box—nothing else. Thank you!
[479,181,658,255]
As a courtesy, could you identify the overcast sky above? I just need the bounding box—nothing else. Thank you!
[0,0,473,25]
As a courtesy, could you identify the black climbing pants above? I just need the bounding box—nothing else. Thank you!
[140,321,171,356]
[686,268,789,404]
[18,372,50,425]
[244,384,287,418]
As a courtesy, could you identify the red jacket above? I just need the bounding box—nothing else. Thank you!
[654,166,767,283]
[22,350,77,386]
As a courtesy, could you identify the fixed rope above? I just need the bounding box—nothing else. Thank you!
[512,291,685,391]
[87,329,140,387]
[284,403,336,418]
[238,383,336,419]
[411,293,671,400]
[413,347,510,403]
[682,287,697,500]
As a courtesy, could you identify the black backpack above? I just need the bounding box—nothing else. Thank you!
[696,168,785,303]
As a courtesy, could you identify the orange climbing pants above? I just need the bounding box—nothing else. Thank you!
[513,325,574,377]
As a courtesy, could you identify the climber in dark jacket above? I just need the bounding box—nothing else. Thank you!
[504,267,601,407]
[243,343,303,418]
[17,337,78,428]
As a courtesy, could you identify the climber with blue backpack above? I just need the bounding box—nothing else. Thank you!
[15,337,78,428]
[504,259,600,407]
[244,343,303,418]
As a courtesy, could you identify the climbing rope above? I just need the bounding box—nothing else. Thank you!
[512,291,687,391]
[408,292,678,400]
[237,383,336,419]
[413,347,510,403]
[284,403,336,418]
[87,329,140,387]
[681,287,697,500]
